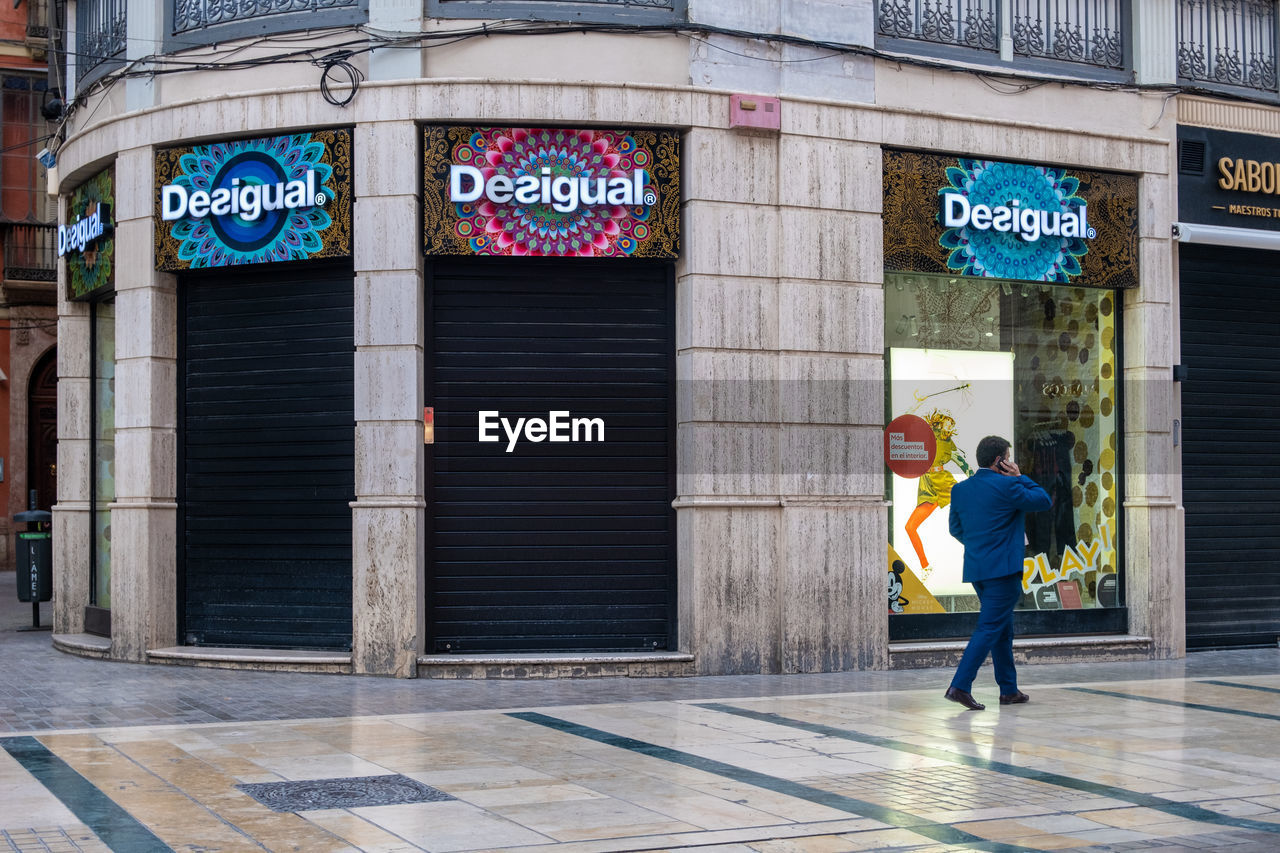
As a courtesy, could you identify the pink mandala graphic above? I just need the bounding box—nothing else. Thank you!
[453,128,654,257]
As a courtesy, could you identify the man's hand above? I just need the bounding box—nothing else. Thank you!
[995,458,1021,477]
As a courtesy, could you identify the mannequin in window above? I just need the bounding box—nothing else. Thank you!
[905,409,974,576]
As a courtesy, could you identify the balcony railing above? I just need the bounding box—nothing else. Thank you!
[167,0,367,50]
[877,0,1127,71]
[1178,0,1278,93]
[878,0,999,52]
[3,225,57,283]
[26,0,51,40]
[1013,0,1125,68]
[427,0,683,24]
[76,0,126,83]
[173,0,360,34]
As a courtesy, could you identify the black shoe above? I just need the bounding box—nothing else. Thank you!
[944,686,985,711]
[999,691,1030,705]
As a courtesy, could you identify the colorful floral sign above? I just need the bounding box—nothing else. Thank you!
[154,129,352,271]
[423,126,680,258]
[884,149,1138,288]
[65,166,115,301]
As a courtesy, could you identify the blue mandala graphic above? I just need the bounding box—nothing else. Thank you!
[938,159,1090,282]
[168,134,334,268]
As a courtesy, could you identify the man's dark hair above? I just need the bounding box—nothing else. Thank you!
[976,435,1011,469]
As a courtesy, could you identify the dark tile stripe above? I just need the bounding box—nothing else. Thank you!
[1,736,173,852]
[1068,686,1280,722]
[697,702,1280,837]
[1201,680,1280,696]
[507,711,1035,853]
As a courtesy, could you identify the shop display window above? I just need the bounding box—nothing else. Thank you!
[885,272,1120,618]
[91,299,115,608]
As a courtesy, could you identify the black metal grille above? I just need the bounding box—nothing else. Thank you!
[173,0,359,35]
[3,224,56,283]
[1012,0,1125,68]
[1178,0,1278,92]
[878,0,1000,52]
[76,0,126,82]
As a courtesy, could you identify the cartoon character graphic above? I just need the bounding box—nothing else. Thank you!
[904,408,973,576]
[889,559,910,613]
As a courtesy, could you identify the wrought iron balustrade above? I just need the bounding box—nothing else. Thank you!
[76,0,126,82]
[877,0,1000,51]
[26,0,51,40]
[1178,0,1278,93]
[173,0,360,35]
[878,0,1127,70]
[3,225,57,284]
[1012,0,1125,68]
[428,0,680,22]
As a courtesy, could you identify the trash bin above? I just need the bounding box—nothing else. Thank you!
[14,509,52,631]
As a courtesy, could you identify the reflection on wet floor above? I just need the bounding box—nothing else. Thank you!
[3,666,1280,852]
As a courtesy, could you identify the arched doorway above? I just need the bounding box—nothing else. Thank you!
[27,348,56,513]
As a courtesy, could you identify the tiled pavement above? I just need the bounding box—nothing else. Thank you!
[3,575,1280,851]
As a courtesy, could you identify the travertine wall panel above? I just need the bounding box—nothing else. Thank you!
[781,503,887,671]
[677,275,779,351]
[777,280,882,355]
[678,505,782,674]
[777,137,881,213]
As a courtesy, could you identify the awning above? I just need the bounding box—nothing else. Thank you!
[1172,221,1280,251]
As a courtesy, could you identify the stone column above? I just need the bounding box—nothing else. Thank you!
[109,146,179,661]
[350,120,425,677]
[775,127,887,672]
[1125,170,1182,658]
[1133,0,1178,86]
[53,194,91,634]
[678,110,888,674]
[368,0,422,81]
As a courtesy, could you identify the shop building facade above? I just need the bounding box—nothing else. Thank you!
[46,0,1240,677]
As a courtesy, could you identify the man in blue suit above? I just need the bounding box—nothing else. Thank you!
[944,435,1052,711]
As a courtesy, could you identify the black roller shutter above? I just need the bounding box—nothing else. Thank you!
[429,259,675,653]
[1181,244,1280,648]
[181,264,354,650]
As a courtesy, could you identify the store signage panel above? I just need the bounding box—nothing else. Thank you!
[422,126,680,258]
[884,149,1138,288]
[154,129,353,271]
[65,166,116,301]
[1177,125,1280,231]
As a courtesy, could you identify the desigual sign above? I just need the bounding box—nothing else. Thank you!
[65,166,115,301]
[423,126,680,258]
[884,149,1139,289]
[154,129,352,270]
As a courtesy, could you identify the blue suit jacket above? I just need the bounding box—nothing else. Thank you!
[948,468,1052,583]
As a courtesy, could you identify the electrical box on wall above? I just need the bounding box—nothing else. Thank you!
[730,94,781,131]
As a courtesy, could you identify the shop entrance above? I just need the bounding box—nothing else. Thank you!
[427,259,675,653]
[28,348,57,514]
[179,264,354,650]
[1181,244,1280,648]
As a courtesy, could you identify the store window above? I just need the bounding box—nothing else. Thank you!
[91,299,115,608]
[885,274,1120,620]
[882,150,1137,638]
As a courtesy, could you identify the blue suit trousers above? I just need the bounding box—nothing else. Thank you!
[950,571,1022,695]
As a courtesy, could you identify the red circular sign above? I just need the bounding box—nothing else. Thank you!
[884,414,937,478]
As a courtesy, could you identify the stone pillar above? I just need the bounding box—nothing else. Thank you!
[351,120,424,677]
[775,129,886,672]
[53,205,91,634]
[1124,171,1182,658]
[368,0,422,81]
[108,147,179,661]
[678,115,887,674]
[126,0,161,111]
[1133,0,1178,86]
